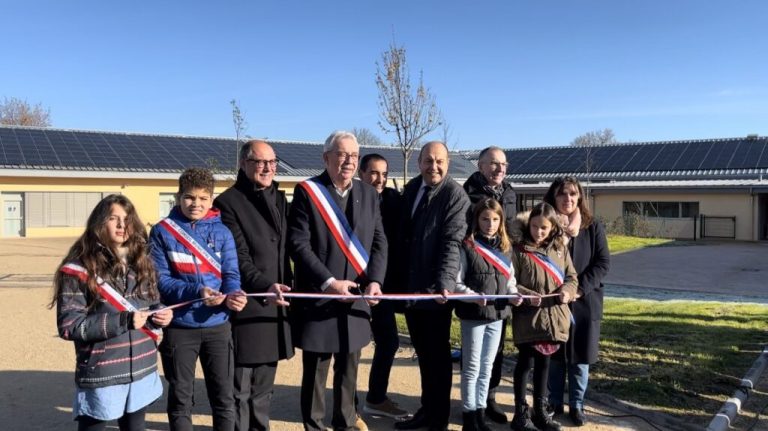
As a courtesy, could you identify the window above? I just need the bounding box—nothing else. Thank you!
[25,192,106,228]
[159,193,176,219]
[622,201,699,219]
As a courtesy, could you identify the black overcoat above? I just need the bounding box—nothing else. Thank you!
[463,171,517,233]
[287,171,388,353]
[214,171,294,364]
[564,221,610,364]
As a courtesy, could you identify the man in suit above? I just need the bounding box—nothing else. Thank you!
[357,154,409,420]
[288,130,387,431]
[393,141,470,431]
[462,145,517,424]
[214,140,294,431]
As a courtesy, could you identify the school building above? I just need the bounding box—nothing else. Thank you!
[2,125,767,241]
[492,135,768,241]
[0,125,476,238]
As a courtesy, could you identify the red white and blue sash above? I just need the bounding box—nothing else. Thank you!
[158,218,222,279]
[524,250,564,286]
[60,263,160,341]
[299,179,369,277]
[469,240,513,280]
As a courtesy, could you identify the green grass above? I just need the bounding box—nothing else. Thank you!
[606,234,672,253]
[392,236,768,425]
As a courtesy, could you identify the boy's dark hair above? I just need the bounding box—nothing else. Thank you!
[178,167,215,196]
[359,153,388,172]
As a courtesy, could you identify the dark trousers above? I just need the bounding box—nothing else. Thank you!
[366,301,400,404]
[488,318,508,393]
[76,408,146,431]
[513,344,551,405]
[405,307,453,427]
[234,362,278,431]
[161,323,236,431]
[301,350,361,431]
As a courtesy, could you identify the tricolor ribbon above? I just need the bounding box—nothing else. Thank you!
[524,251,565,286]
[299,179,369,277]
[469,239,513,280]
[60,263,161,341]
[158,218,222,279]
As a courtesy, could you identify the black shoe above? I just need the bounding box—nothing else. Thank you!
[569,408,586,427]
[475,409,492,431]
[532,399,562,431]
[462,411,478,431]
[510,405,537,431]
[545,402,563,418]
[485,397,508,424]
[395,408,429,430]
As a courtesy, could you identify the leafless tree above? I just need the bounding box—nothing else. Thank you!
[376,41,441,183]
[351,127,385,147]
[230,99,248,173]
[0,97,51,127]
[570,128,618,200]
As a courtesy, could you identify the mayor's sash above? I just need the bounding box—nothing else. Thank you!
[520,247,564,286]
[469,239,513,280]
[158,218,222,279]
[60,263,160,341]
[299,179,369,277]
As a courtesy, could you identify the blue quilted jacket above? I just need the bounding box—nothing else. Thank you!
[149,206,241,328]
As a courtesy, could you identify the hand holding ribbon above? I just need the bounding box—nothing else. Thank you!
[268,283,292,307]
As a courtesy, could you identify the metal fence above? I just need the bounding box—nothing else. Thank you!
[700,215,736,239]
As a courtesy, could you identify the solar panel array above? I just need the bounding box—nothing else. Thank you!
[0,126,476,177]
[504,138,768,175]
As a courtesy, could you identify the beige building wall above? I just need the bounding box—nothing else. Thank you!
[0,174,301,238]
[594,191,755,241]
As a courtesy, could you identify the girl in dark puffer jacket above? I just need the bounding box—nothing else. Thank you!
[51,194,173,431]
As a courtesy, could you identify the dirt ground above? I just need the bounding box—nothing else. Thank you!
[0,237,737,430]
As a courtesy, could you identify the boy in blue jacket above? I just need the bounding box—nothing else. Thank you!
[150,167,246,431]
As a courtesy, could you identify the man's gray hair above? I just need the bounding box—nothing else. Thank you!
[238,139,269,163]
[478,146,505,162]
[324,130,358,153]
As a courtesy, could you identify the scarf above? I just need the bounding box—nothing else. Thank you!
[559,208,581,246]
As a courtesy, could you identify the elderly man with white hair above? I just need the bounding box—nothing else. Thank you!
[288,130,387,431]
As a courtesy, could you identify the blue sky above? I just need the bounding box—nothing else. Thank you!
[2,1,767,149]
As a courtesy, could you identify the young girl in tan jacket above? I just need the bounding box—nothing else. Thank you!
[509,202,578,431]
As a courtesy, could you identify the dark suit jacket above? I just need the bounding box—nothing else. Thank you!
[287,171,388,353]
[214,171,294,364]
[392,174,469,310]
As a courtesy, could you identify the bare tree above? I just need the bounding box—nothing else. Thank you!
[376,41,441,183]
[0,97,51,127]
[230,99,248,173]
[570,128,617,200]
[351,127,385,147]
[440,116,458,150]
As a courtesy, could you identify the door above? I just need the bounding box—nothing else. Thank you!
[2,193,24,237]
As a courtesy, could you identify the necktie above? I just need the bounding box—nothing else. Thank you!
[412,186,431,219]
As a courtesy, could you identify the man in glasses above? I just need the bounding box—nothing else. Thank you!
[215,139,294,431]
[288,130,386,431]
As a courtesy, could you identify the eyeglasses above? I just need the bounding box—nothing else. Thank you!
[245,159,279,169]
[330,151,359,161]
[487,162,508,170]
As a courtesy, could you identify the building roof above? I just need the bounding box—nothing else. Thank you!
[0,125,477,180]
[484,136,768,182]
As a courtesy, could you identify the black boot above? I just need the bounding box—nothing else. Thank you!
[462,410,478,431]
[485,390,508,424]
[532,399,561,431]
[509,404,537,431]
[475,409,492,431]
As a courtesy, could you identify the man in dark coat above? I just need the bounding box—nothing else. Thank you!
[462,145,517,424]
[288,130,386,431]
[357,153,409,419]
[214,140,294,431]
[393,141,470,431]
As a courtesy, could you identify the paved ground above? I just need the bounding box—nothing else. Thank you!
[3,237,768,430]
[606,240,768,300]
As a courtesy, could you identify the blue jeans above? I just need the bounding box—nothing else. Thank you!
[460,319,503,412]
[548,360,589,410]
